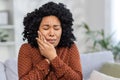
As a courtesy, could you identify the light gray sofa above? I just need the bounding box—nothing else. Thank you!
[80,51,114,80]
[0,51,114,80]
[0,58,18,80]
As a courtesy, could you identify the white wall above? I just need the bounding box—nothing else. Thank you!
[85,0,106,30]
[75,0,110,53]
[111,0,120,43]
[78,0,112,53]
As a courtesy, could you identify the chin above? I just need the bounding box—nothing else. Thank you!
[53,44,58,47]
[53,44,57,47]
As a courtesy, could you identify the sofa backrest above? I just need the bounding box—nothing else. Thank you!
[80,51,114,80]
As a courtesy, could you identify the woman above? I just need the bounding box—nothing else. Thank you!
[18,1,83,80]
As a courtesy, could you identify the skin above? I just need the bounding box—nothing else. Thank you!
[36,15,62,62]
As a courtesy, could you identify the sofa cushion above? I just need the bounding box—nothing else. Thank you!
[80,51,114,79]
[100,62,120,78]
[4,58,18,80]
[89,70,120,80]
[0,61,6,80]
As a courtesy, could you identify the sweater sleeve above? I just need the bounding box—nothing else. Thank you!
[18,44,50,80]
[50,43,83,80]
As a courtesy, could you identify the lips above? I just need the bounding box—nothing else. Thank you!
[46,39,56,44]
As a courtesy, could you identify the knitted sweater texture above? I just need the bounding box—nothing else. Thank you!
[18,43,83,80]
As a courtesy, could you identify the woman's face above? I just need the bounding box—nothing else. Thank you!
[39,15,62,47]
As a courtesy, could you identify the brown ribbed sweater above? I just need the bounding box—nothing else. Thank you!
[18,43,83,80]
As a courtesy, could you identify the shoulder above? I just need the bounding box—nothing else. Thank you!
[61,43,78,51]
[20,43,32,49]
[69,42,78,50]
[68,43,80,55]
[61,43,79,53]
[19,43,33,53]
[19,43,33,57]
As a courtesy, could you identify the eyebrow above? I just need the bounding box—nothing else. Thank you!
[42,24,61,27]
[53,25,61,27]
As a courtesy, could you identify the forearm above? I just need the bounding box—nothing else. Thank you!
[19,59,50,80]
[50,56,83,80]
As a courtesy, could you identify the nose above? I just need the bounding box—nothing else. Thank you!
[49,28,55,37]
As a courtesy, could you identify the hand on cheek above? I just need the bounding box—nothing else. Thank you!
[36,31,57,61]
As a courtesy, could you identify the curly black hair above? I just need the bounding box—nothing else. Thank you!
[23,1,76,48]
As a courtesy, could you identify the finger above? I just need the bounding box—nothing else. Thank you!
[37,32,52,48]
[38,31,48,44]
[38,31,44,41]
[42,35,47,43]
[36,38,44,54]
[38,31,42,40]
[36,37,45,47]
[40,32,45,42]
[45,40,52,46]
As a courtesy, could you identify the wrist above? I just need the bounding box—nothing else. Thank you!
[45,59,50,64]
[49,55,57,61]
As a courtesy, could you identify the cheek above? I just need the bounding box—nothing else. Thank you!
[39,30,47,37]
[57,31,62,39]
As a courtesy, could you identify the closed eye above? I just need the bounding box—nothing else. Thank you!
[42,25,49,30]
[54,25,61,30]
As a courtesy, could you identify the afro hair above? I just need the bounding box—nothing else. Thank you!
[23,1,76,48]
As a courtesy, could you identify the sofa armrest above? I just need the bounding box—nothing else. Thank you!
[4,58,18,80]
[0,61,6,80]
